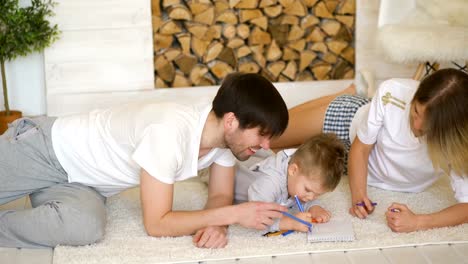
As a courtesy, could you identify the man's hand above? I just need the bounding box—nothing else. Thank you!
[234,202,287,230]
[192,226,228,249]
[309,205,331,223]
[385,203,419,232]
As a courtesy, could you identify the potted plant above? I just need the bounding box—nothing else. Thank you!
[0,0,59,133]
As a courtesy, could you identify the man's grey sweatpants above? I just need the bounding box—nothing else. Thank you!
[0,117,106,248]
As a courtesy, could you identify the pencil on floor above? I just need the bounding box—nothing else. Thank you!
[263,230,288,237]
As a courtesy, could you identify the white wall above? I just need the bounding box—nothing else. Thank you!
[0,53,46,116]
[3,0,417,117]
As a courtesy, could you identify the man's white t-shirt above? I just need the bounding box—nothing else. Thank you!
[51,101,236,197]
[350,78,468,203]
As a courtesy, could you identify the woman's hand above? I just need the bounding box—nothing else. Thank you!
[385,203,419,232]
[349,195,376,219]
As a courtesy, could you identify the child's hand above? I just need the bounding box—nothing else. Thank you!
[309,205,331,223]
[279,212,312,232]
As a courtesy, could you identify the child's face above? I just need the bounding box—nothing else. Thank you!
[409,101,427,137]
[287,163,328,203]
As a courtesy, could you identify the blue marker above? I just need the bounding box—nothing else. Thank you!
[281,211,312,229]
[293,195,311,233]
[281,230,294,236]
[294,195,305,212]
[283,195,313,236]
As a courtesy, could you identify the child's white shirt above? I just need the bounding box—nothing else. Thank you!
[52,101,235,197]
[352,78,468,202]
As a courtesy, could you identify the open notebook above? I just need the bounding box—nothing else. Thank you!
[307,217,355,242]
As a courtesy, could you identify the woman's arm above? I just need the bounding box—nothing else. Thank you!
[386,202,468,232]
[348,137,375,218]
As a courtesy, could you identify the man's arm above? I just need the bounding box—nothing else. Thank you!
[192,163,234,248]
[140,169,287,237]
[386,202,468,232]
[205,163,235,209]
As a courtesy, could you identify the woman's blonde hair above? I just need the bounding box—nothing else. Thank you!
[413,68,468,176]
[289,133,346,191]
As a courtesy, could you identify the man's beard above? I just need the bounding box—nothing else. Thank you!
[227,142,250,161]
[224,134,251,161]
[232,151,249,161]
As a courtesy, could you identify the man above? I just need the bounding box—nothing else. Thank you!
[0,73,289,249]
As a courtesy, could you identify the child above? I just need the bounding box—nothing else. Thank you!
[272,68,468,233]
[234,133,346,233]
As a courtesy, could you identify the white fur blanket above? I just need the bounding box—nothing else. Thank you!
[53,176,468,264]
[377,0,468,62]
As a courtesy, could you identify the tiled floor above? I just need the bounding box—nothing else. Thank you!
[1,243,467,263]
[0,247,53,264]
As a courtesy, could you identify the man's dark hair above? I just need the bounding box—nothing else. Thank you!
[212,73,289,137]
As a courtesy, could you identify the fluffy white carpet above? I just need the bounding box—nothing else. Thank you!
[53,176,468,264]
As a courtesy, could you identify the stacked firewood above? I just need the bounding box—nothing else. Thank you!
[153,0,355,88]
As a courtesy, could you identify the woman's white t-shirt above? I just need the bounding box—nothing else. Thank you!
[51,101,235,197]
[351,78,468,203]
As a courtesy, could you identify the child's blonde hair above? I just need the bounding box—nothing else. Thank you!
[413,68,468,176]
[289,133,346,191]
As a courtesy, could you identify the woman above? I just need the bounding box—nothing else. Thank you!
[272,69,468,232]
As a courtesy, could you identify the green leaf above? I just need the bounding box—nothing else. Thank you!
[0,0,60,114]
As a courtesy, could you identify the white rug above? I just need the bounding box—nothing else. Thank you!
[53,176,468,264]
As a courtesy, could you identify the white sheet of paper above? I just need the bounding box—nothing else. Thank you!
[307,217,355,243]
